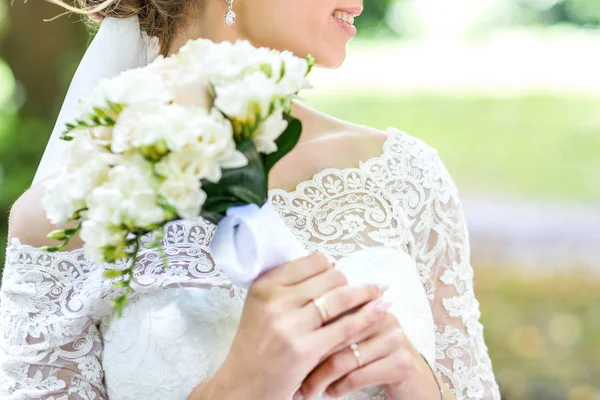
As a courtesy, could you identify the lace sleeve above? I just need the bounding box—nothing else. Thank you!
[381,130,501,400]
[0,239,107,400]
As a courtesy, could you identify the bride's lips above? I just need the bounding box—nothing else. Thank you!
[331,7,362,37]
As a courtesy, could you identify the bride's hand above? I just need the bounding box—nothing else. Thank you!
[188,253,390,400]
[295,313,448,400]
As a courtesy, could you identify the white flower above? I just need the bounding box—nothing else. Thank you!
[65,129,121,171]
[42,175,86,226]
[78,68,172,118]
[175,38,213,69]
[214,72,277,124]
[275,51,311,96]
[88,126,114,146]
[112,105,245,169]
[158,174,207,220]
[253,109,288,154]
[80,220,127,263]
[42,132,118,226]
[87,154,166,230]
[180,39,261,81]
[199,108,248,177]
[111,102,165,153]
[163,106,214,153]
[149,55,212,110]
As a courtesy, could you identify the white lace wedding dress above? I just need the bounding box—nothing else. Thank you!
[0,129,501,400]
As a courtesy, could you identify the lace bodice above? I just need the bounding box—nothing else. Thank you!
[0,128,501,400]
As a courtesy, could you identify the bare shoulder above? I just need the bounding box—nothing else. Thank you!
[8,177,83,250]
[336,120,390,161]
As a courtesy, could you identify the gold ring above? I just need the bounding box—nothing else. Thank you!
[350,343,364,368]
[312,296,330,323]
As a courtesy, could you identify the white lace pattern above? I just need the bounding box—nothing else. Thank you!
[1,128,501,400]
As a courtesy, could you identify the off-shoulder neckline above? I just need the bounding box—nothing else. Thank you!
[268,127,400,198]
[7,128,404,255]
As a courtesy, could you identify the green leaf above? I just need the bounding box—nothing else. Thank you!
[263,115,302,173]
[199,139,271,224]
[279,60,286,81]
[200,211,224,225]
[306,54,315,75]
[103,269,126,279]
[227,186,264,206]
[41,245,62,252]
[203,139,268,200]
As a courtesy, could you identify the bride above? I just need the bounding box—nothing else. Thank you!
[0,0,501,399]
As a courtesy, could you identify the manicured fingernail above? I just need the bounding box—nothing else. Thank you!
[377,284,389,292]
[374,300,393,313]
[293,391,304,400]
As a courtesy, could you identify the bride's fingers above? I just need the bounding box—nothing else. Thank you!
[259,252,332,286]
[326,346,417,399]
[300,327,403,400]
[298,284,386,332]
[287,267,348,306]
[323,313,398,359]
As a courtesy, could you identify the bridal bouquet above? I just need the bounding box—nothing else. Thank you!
[41,39,313,316]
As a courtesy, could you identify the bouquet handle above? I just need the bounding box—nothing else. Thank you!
[210,202,309,288]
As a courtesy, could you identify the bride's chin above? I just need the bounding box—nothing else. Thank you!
[312,48,348,69]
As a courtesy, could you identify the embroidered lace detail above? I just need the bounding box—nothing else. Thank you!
[1,128,500,400]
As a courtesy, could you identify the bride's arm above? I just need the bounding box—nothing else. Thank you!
[1,187,106,399]
[409,148,501,399]
[7,178,84,250]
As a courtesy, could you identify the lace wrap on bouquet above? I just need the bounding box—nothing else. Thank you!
[1,128,501,400]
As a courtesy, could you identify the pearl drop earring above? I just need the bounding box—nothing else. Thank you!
[225,0,236,26]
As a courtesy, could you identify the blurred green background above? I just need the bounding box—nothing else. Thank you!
[1,1,599,399]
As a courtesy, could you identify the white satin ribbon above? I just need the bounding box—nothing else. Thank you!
[210,202,309,288]
[32,16,159,185]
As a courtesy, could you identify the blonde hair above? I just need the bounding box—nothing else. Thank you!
[48,0,190,55]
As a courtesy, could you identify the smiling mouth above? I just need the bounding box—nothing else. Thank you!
[332,10,355,26]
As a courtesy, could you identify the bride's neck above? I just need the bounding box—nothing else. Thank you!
[167,2,246,56]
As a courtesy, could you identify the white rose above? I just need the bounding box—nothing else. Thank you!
[149,56,212,110]
[181,40,259,81]
[150,108,245,182]
[276,52,311,96]
[176,38,213,68]
[89,126,114,146]
[158,174,207,220]
[172,66,212,110]
[253,109,288,154]
[162,106,211,152]
[42,173,86,226]
[111,102,165,153]
[78,67,172,119]
[87,154,166,229]
[80,220,127,263]
[85,185,125,227]
[43,132,117,226]
[110,155,166,229]
[114,104,234,156]
[65,129,120,170]
[214,72,277,125]
[200,108,247,177]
